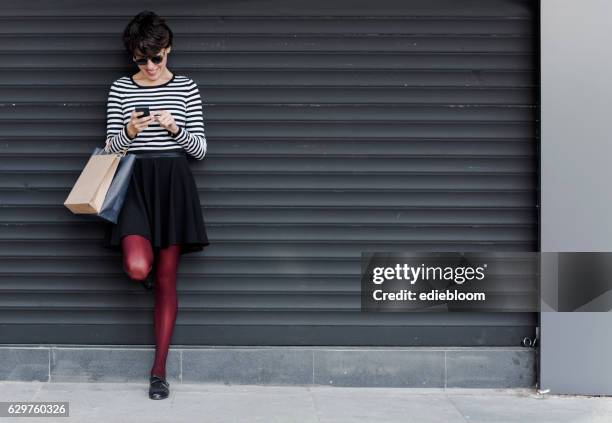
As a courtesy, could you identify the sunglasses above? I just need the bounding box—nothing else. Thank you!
[132,49,167,66]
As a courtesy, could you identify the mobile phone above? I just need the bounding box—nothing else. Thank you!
[135,106,150,117]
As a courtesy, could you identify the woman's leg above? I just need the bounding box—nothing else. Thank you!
[121,234,154,282]
[150,244,181,378]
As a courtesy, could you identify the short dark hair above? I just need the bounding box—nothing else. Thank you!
[122,10,173,57]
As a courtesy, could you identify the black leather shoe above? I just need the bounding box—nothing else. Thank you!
[149,374,169,400]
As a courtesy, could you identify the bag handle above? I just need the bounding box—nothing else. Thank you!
[103,139,129,157]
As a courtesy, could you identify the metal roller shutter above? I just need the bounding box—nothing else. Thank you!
[0,0,538,345]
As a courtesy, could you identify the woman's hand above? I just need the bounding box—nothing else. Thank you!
[126,110,154,139]
[153,110,180,136]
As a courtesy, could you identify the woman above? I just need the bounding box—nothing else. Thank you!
[102,10,210,400]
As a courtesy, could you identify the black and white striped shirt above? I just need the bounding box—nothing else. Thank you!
[103,73,207,160]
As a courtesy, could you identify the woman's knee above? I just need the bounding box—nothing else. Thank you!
[124,256,153,281]
[121,234,154,280]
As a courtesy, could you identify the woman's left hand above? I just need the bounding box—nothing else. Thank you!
[153,110,180,136]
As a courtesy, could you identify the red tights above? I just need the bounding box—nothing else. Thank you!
[121,234,181,379]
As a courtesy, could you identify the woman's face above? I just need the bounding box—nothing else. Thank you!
[132,46,172,82]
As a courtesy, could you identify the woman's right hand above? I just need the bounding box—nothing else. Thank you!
[126,111,154,139]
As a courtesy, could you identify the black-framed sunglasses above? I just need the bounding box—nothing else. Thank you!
[132,49,167,66]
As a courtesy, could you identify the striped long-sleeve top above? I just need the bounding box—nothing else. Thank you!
[103,73,207,160]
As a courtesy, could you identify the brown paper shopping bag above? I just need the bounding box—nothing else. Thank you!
[63,149,122,215]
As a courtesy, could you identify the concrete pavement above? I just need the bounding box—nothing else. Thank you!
[2,382,612,422]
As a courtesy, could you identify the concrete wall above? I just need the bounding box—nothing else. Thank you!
[540,0,612,395]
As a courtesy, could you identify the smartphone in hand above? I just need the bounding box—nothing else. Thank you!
[135,106,150,117]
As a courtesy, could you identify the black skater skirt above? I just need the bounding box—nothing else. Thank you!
[103,149,210,255]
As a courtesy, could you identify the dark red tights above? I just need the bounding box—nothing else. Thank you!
[121,234,181,379]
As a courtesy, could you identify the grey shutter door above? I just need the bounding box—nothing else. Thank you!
[0,0,538,345]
